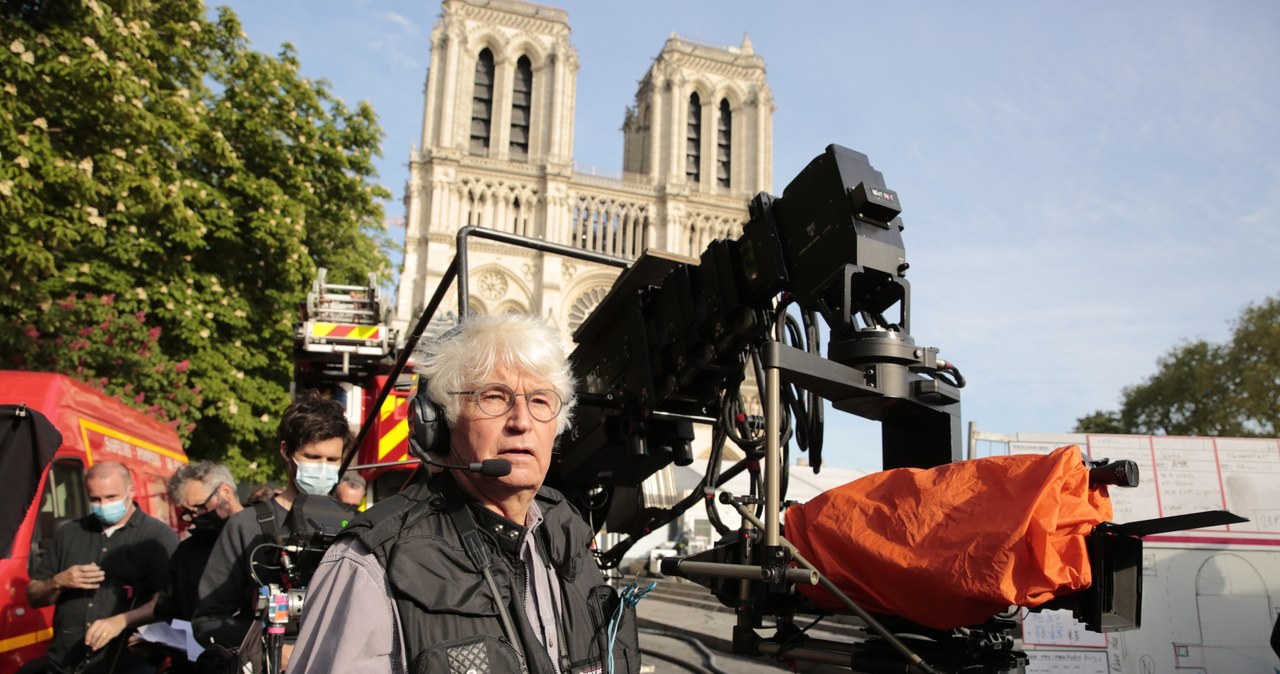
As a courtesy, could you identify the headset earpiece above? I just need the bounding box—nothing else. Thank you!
[407,386,449,461]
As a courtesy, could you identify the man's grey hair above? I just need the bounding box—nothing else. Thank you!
[412,313,578,435]
[338,471,366,489]
[167,460,236,503]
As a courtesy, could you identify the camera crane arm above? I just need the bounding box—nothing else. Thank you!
[552,144,962,541]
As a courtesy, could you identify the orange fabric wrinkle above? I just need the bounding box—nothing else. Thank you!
[784,446,1112,629]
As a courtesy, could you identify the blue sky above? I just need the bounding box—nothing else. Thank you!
[212,0,1280,472]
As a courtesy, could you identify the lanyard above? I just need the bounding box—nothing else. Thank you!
[446,501,531,674]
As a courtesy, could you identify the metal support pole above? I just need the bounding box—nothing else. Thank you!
[732,504,941,674]
[455,225,630,317]
[341,259,458,474]
[763,303,789,547]
[660,558,817,585]
[764,363,780,546]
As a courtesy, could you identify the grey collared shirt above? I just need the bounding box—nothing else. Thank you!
[522,503,564,673]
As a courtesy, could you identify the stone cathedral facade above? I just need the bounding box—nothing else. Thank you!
[392,0,774,340]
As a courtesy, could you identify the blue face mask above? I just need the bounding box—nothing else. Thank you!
[91,498,129,526]
[295,461,340,496]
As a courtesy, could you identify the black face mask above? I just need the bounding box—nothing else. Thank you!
[190,511,226,535]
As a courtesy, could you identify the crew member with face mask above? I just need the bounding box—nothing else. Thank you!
[26,460,178,674]
[152,461,243,672]
[193,392,353,664]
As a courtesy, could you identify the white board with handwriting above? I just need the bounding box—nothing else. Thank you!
[1009,435,1280,546]
[1006,434,1280,673]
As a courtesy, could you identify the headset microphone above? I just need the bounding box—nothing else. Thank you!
[408,384,513,477]
[419,454,513,477]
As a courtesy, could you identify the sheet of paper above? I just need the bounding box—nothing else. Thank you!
[135,619,204,660]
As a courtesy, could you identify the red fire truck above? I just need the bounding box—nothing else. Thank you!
[291,269,423,505]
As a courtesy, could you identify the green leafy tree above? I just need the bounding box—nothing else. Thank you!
[18,291,204,436]
[1,0,393,482]
[1076,296,1280,437]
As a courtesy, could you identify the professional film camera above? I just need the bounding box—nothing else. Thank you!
[246,494,351,674]
[357,144,1240,673]
[555,144,961,541]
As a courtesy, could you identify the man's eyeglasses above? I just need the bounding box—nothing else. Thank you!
[180,483,222,522]
[449,383,563,422]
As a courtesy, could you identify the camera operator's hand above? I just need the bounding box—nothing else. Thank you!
[85,614,127,651]
[281,642,294,671]
[56,563,105,590]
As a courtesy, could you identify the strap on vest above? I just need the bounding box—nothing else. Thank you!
[253,499,283,545]
[446,501,530,674]
[287,492,314,542]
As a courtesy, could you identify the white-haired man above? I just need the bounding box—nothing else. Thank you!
[292,313,640,674]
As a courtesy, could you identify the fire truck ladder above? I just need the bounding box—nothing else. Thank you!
[294,268,393,383]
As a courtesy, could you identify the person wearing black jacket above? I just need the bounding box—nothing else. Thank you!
[26,461,177,674]
[192,393,354,665]
[152,461,242,672]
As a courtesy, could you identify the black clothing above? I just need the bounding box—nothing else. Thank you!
[155,522,224,623]
[1271,617,1279,658]
[154,521,225,674]
[192,496,353,650]
[0,404,61,558]
[192,499,290,649]
[30,505,177,674]
[346,473,640,674]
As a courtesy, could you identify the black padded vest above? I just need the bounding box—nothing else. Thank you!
[343,474,640,674]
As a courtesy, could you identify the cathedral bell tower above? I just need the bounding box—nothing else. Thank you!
[394,0,773,344]
[623,33,772,198]
[396,0,578,330]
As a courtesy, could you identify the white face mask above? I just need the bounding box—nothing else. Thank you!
[294,461,340,496]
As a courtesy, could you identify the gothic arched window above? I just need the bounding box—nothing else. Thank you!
[717,99,732,189]
[686,92,701,184]
[568,287,610,334]
[510,56,533,161]
[470,48,495,155]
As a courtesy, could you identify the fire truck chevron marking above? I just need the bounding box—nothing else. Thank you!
[380,394,405,421]
[379,417,409,461]
[311,322,381,340]
[377,395,409,461]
